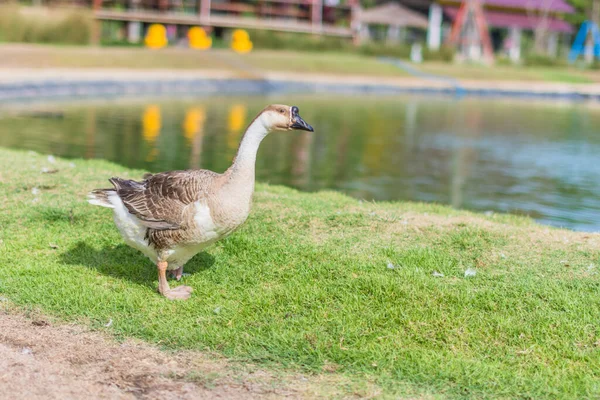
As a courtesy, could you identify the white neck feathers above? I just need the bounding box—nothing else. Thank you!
[228,114,269,181]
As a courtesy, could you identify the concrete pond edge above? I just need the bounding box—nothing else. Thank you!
[1,70,600,103]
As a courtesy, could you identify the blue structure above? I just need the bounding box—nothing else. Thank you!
[569,21,600,63]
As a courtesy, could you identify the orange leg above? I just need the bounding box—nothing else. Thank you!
[157,261,193,300]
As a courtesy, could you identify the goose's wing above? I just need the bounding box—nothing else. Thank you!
[110,170,218,230]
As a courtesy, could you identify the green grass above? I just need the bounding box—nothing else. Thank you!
[3,43,600,84]
[0,44,409,78]
[1,147,599,398]
[419,62,598,84]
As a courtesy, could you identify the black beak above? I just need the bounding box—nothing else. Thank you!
[290,106,314,132]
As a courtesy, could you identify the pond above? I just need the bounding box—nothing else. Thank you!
[1,95,599,232]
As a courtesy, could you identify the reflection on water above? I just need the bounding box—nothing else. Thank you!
[1,95,599,232]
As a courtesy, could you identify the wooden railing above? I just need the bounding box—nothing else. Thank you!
[93,0,355,37]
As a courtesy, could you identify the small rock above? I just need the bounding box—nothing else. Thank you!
[464,268,477,277]
[47,155,56,164]
[104,319,113,327]
[49,244,59,249]
[213,307,221,314]
[21,347,33,355]
[500,253,507,259]
[386,262,396,270]
[432,271,444,278]
[31,187,40,195]
[587,264,596,272]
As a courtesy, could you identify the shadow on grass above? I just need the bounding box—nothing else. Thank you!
[60,242,215,288]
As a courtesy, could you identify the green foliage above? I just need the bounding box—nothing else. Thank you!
[0,5,92,45]
[248,29,454,62]
[565,0,593,25]
[0,147,599,398]
[494,55,513,66]
[248,29,351,52]
[524,53,568,67]
[423,44,456,62]
[358,42,411,58]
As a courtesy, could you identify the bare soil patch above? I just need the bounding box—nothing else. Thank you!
[0,309,362,400]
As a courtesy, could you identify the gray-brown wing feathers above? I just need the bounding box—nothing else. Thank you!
[109,170,218,230]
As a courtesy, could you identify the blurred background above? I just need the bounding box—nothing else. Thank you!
[1,0,600,231]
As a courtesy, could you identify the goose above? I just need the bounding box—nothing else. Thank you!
[88,105,314,300]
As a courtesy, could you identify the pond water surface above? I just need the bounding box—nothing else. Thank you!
[1,95,599,231]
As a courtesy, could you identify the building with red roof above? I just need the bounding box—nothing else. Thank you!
[426,0,575,61]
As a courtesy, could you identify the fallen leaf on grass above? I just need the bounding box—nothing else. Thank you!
[464,268,477,277]
[21,347,33,355]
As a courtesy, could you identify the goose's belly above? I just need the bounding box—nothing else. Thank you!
[163,241,213,268]
[109,197,246,268]
[162,201,245,266]
[109,193,158,263]
[162,201,235,265]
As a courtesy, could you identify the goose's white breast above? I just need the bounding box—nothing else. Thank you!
[193,201,220,241]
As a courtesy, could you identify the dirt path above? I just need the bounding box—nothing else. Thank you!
[0,310,354,399]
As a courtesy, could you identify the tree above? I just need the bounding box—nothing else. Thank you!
[565,0,599,24]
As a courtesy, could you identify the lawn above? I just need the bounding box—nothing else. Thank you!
[1,43,600,84]
[0,147,599,398]
[0,45,408,78]
[419,62,599,84]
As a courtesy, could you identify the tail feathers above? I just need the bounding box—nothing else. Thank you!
[87,189,115,208]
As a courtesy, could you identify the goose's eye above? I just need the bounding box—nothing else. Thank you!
[279,109,284,114]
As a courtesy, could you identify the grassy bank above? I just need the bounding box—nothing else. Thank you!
[2,43,600,84]
[0,147,599,398]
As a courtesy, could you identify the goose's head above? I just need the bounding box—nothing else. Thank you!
[259,104,314,133]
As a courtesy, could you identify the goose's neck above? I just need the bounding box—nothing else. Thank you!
[227,117,269,182]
